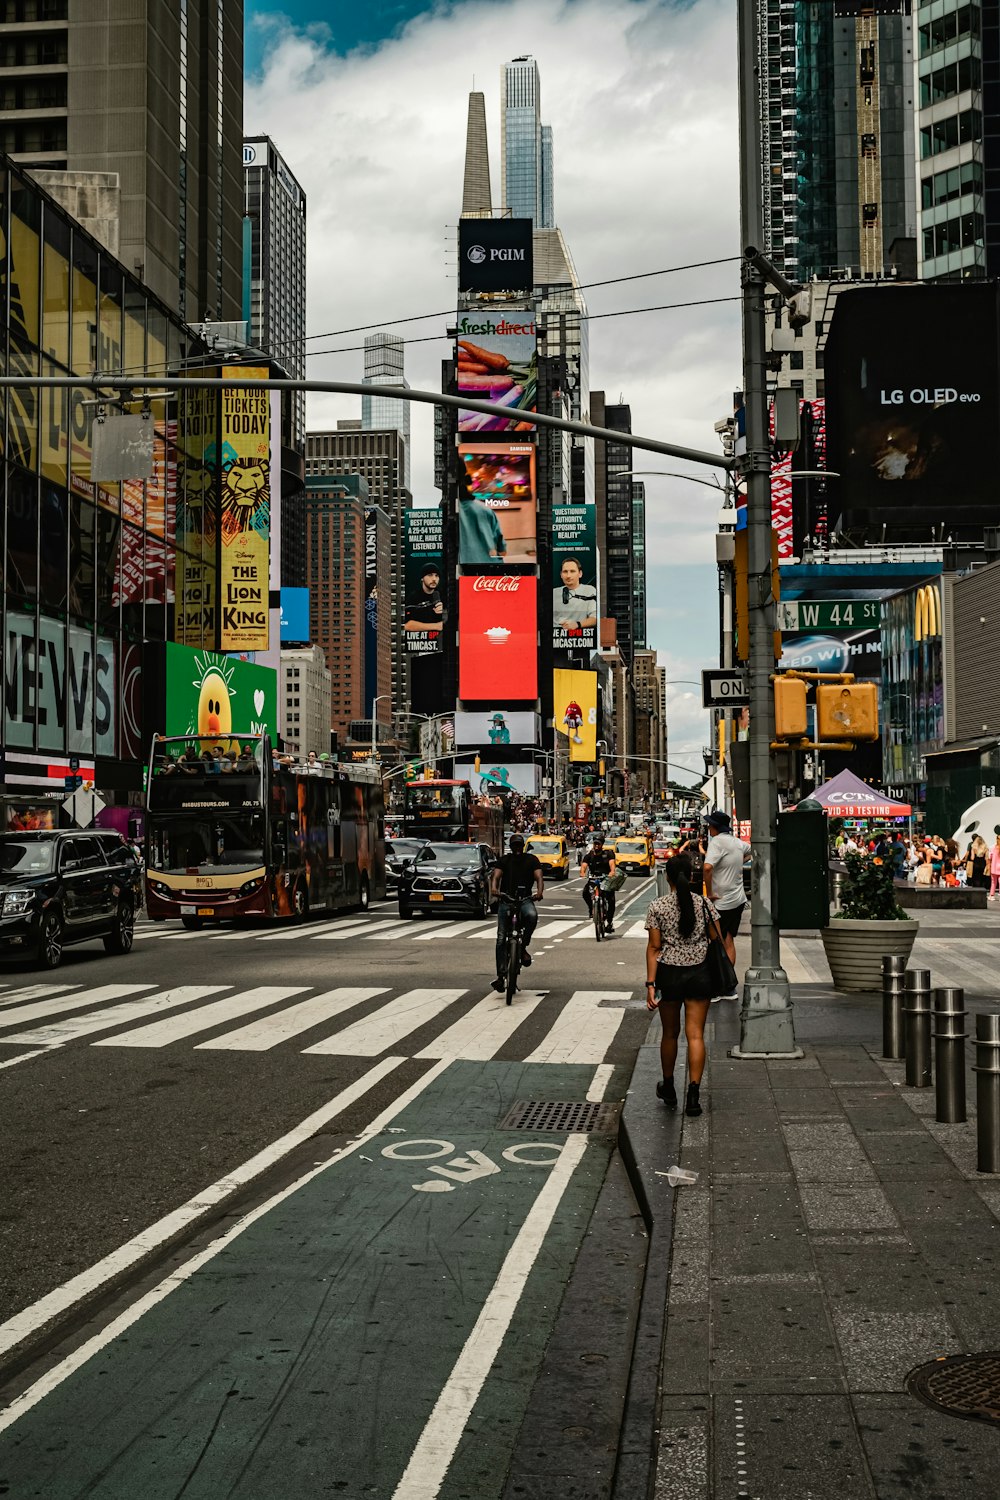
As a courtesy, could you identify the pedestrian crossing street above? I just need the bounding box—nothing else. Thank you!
[127,910,654,945]
[0,975,641,1067]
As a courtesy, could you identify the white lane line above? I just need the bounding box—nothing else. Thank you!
[0,1055,448,1391]
[364,922,425,941]
[0,1049,51,1071]
[530,920,586,941]
[411,920,493,941]
[93,985,308,1049]
[391,1132,592,1499]
[416,991,549,1061]
[0,983,83,1010]
[196,987,388,1052]
[304,987,467,1057]
[156,931,213,941]
[0,984,156,1034]
[207,928,268,941]
[408,920,464,941]
[587,1063,615,1102]
[626,921,650,938]
[0,986,232,1047]
[525,990,632,1065]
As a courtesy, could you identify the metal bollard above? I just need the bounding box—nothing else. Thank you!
[932,988,966,1124]
[973,1012,1000,1174]
[904,969,933,1088]
[882,954,907,1060]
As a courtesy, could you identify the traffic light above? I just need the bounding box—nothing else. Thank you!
[816,682,879,742]
[773,676,808,740]
[598,759,605,777]
[734,530,782,664]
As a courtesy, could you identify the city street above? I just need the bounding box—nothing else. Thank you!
[0,874,655,1498]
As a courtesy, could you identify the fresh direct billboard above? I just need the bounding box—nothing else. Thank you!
[553,667,598,763]
[456,308,537,433]
[454,762,541,796]
[459,443,536,566]
[552,506,598,651]
[458,575,537,701]
[453,710,539,747]
[219,366,270,651]
[458,218,533,293]
[165,642,278,742]
[403,508,446,655]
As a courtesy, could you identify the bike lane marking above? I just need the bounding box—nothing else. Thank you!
[525,990,633,1064]
[0,1059,611,1500]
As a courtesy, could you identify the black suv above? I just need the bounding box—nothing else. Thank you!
[0,830,141,969]
[398,842,497,919]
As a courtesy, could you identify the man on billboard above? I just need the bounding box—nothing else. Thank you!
[458,467,507,565]
[404,564,445,634]
[552,557,598,640]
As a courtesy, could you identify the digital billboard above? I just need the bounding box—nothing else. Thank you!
[552,506,598,651]
[458,218,533,293]
[456,308,537,433]
[403,508,446,655]
[165,642,278,742]
[824,284,1000,536]
[454,762,541,797]
[459,443,536,566]
[453,710,539,747]
[458,575,537,701]
[364,506,379,714]
[219,367,270,651]
[553,667,598,763]
[280,587,310,642]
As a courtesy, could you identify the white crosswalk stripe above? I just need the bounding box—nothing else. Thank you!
[0,983,83,1010]
[196,987,388,1052]
[93,986,309,1049]
[303,987,467,1057]
[416,990,548,1060]
[524,990,631,1065]
[0,984,156,1031]
[0,986,232,1048]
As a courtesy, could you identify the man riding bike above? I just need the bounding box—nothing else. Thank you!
[581,833,616,933]
[490,834,544,993]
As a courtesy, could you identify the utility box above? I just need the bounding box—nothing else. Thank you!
[777,798,830,930]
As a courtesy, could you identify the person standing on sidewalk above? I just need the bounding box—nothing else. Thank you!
[990,836,1000,900]
[644,854,722,1117]
[702,810,749,999]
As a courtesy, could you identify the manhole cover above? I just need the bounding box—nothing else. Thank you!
[906,1353,1000,1427]
[499,1100,620,1133]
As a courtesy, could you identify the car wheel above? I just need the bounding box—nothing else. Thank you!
[399,904,413,919]
[358,877,370,913]
[38,911,64,969]
[103,900,135,955]
[181,915,203,931]
[291,882,308,923]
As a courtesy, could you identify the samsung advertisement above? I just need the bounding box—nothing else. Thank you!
[458,444,537,567]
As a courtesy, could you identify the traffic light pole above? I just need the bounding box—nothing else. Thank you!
[733,0,801,1058]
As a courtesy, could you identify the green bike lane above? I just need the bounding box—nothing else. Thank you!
[0,1057,626,1500]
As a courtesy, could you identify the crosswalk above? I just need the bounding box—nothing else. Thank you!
[0,976,645,1067]
[127,911,655,945]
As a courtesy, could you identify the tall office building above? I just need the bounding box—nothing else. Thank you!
[243,135,306,446]
[500,55,554,227]
[760,0,916,282]
[631,481,647,651]
[361,334,411,492]
[591,395,637,666]
[461,90,492,216]
[1,0,244,321]
[305,476,368,740]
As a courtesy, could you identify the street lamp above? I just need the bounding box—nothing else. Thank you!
[371,695,389,761]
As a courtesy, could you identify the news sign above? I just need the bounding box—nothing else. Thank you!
[458,575,537,701]
[456,307,537,433]
[459,443,536,567]
[458,217,533,293]
[551,506,598,652]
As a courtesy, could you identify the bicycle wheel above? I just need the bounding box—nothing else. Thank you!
[506,932,521,1005]
[593,896,603,942]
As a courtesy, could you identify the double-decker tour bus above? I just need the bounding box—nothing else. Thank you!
[145,734,385,927]
[403,778,504,852]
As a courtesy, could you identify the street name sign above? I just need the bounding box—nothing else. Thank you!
[777,599,882,633]
[702,669,750,708]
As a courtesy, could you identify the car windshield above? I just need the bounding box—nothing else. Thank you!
[147,815,264,874]
[415,845,479,869]
[388,840,426,859]
[0,837,55,875]
[530,840,561,855]
[617,840,646,854]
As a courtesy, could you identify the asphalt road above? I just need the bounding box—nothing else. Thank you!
[0,873,656,1499]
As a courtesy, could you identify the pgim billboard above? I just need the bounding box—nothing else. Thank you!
[458,575,538,701]
[403,508,446,655]
[455,308,537,434]
[551,506,598,652]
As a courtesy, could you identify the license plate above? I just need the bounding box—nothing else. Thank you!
[429,892,445,901]
[180,905,195,915]
[197,907,213,917]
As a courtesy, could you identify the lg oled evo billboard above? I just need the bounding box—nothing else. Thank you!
[458,218,533,293]
[458,575,537,701]
[824,284,1000,540]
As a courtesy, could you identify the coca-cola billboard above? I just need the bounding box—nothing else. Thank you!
[459,575,537,701]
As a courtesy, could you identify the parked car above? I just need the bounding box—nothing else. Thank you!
[385,837,429,893]
[0,829,141,969]
[525,834,571,881]
[398,842,498,919]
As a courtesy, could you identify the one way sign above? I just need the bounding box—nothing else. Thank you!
[702,669,750,709]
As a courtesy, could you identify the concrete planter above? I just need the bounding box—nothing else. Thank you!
[820,917,920,993]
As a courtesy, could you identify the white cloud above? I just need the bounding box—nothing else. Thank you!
[247,0,738,774]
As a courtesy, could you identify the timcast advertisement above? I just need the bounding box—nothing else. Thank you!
[552,506,598,651]
[553,667,598,763]
[458,575,538,701]
[455,308,537,433]
[219,366,270,652]
[164,643,278,742]
[403,508,446,655]
[458,443,536,566]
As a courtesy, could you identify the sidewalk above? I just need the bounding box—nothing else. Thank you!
[624,944,1000,1499]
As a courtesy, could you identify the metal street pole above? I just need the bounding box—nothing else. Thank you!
[734,0,801,1058]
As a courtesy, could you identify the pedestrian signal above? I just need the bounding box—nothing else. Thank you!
[816,683,879,742]
[773,677,808,740]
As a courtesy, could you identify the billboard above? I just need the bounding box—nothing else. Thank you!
[364,507,379,714]
[454,762,540,797]
[456,308,537,433]
[3,615,115,757]
[458,218,533,293]
[453,710,539,748]
[824,284,1000,536]
[459,443,536,566]
[404,508,446,654]
[779,631,882,680]
[551,506,598,651]
[553,668,598,763]
[218,366,270,651]
[165,642,278,741]
[458,575,537,701]
[280,587,310,642]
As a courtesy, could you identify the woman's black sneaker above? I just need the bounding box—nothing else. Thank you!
[685,1082,703,1117]
[656,1078,677,1110]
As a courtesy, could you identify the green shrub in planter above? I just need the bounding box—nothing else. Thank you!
[835,850,909,922]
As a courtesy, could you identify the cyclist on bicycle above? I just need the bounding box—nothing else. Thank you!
[581,833,617,933]
[489,834,544,993]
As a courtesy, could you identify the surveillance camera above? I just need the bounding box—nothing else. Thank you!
[713,417,734,435]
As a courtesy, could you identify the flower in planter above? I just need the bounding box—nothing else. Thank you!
[835,850,910,921]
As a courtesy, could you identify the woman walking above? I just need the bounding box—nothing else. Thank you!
[990,836,1000,901]
[969,835,989,890]
[644,854,724,1118]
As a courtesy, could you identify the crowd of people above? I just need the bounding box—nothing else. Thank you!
[833,826,1000,896]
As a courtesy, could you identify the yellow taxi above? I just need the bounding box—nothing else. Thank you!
[613,834,654,876]
[525,834,571,881]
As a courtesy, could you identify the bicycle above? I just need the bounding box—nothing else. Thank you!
[496,885,538,1005]
[586,876,609,942]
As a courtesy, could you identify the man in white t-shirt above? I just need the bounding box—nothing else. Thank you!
[702,811,750,995]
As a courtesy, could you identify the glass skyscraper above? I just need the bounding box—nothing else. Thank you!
[501,56,554,227]
[361,334,411,492]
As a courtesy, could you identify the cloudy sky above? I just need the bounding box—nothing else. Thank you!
[245,0,741,779]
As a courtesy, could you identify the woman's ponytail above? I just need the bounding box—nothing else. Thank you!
[666,854,696,937]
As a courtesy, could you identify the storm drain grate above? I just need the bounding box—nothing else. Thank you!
[906,1353,1000,1427]
[499,1100,620,1134]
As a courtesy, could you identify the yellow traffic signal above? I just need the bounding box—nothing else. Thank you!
[599,759,605,777]
[734,530,783,663]
[816,682,879,742]
[474,753,481,773]
[773,676,808,739]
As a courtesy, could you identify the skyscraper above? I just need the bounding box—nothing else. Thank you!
[461,91,493,216]
[2,0,244,322]
[500,55,554,227]
[361,334,411,492]
[243,135,307,446]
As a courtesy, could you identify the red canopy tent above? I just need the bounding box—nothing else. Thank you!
[809,768,911,818]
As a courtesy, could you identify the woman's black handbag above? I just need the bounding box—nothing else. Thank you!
[655,900,738,1001]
